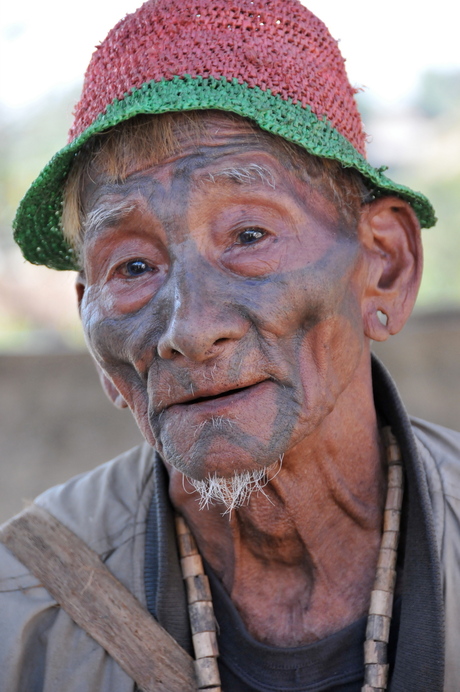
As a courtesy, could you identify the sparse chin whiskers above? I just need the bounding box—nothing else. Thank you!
[187,455,283,515]
[192,415,235,437]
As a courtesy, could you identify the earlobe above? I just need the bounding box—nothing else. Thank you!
[359,197,423,341]
[363,307,391,343]
[95,363,129,409]
[75,271,86,313]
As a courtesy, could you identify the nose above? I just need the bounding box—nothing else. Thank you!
[157,268,249,362]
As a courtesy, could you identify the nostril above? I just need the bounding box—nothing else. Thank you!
[157,311,249,362]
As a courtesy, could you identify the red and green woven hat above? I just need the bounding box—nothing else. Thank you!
[13,0,436,271]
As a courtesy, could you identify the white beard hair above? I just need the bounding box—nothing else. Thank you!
[187,455,284,515]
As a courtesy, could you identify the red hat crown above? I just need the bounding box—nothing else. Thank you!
[70,0,365,155]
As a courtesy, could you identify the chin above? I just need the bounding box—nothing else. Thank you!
[156,424,287,482]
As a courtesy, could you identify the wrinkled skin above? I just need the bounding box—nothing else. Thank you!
[80,122,365,479]
[77,114,422,646]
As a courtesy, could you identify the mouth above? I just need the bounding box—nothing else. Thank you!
[166,380,270,412]
[185,383,256,405]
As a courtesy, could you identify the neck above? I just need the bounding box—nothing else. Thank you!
[168,351,387,646]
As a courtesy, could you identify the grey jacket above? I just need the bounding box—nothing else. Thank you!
[0,418,459,691]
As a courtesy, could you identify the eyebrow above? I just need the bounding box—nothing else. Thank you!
[84,200,138,237]
[83,163,277,237]
[204,164,276,190]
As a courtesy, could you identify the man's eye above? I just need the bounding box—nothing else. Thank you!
[237,228,265,245]
[120,259,152,277]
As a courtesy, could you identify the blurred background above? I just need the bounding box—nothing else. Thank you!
[1,0,459,522]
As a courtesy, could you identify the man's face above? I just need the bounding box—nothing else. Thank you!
[79,115,368,481]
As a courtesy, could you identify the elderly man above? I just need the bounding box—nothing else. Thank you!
[1,1,459,691]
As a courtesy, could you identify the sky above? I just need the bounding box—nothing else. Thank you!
[1,0,460,113]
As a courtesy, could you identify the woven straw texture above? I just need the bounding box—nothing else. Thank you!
[13,0,436,271]
[70,0,364,153]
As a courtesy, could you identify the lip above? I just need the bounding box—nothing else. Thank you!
[167,379,270,414]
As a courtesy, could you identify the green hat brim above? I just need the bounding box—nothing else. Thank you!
[13,75,436,271]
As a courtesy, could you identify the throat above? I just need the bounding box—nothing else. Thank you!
[178,448,385,646]
[225,509,382,646]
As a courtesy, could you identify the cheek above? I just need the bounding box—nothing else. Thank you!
[240,240,360,341]
[266,253,365,429]
[81,282,162,364]
[114,370,155,445]
[80,291,160,444]
[296,295,365,421]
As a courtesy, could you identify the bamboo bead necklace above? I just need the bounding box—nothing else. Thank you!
[176,426,403,692]
[175,514,222,691]
[362,427,404,692]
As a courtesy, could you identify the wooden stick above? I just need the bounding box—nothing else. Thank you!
[0,505,196,692]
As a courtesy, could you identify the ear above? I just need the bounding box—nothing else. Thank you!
[359,196,423,342]
[94,362,129,409]
[75,271,85,314]
[75,272,128,409]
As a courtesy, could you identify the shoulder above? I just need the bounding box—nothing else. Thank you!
[410,417,460,545]
[0,440,158,589]
[2,440,157,558]
[1,441,157,586]
[35,441,157,557]
[411,417,460,500]
[411,420,460,690]
[0,442,156,692]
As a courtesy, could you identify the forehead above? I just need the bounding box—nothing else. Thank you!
[89,112,276,180]
[81,112,340,226]
[86,114,277,183]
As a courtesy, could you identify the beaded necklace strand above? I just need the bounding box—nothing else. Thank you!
[176,426,403,692]
[175,514,222,690]
[362,427,404,691]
